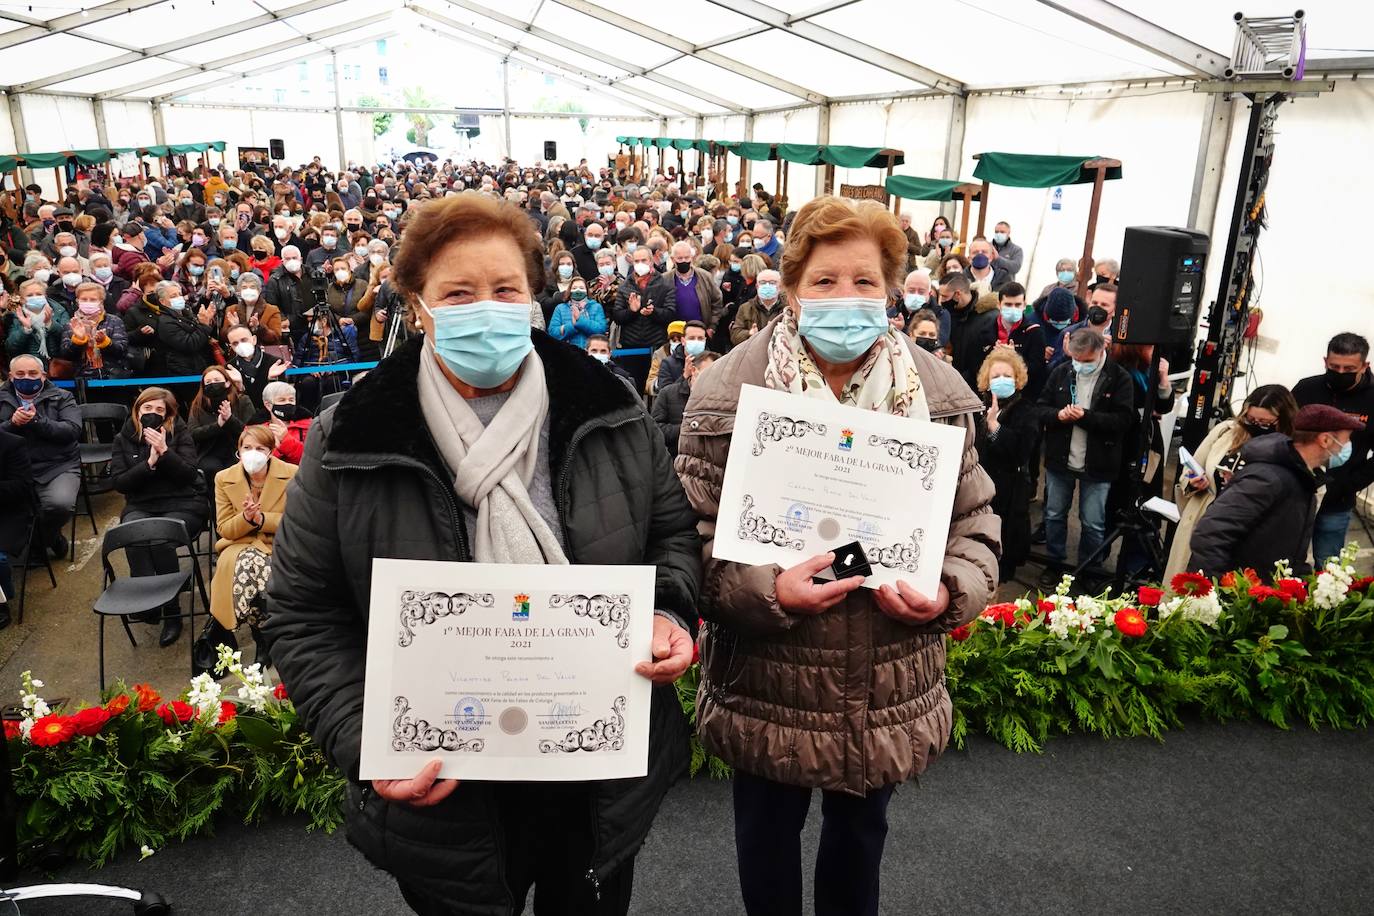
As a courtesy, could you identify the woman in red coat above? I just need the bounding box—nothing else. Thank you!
[261,380,312,465]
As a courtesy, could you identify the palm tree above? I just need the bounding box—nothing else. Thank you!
[402,86,436,147]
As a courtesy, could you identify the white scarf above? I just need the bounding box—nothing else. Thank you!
[417,346,569,565]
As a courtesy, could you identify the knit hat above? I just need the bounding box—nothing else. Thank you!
[1045,287,1076,323]
[1294,404,1366,434]
[667,320,686,338]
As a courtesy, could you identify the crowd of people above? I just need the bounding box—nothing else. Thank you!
[0,149,1371,916]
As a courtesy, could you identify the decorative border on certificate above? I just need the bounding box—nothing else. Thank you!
[397,591,496,647]
[737,494,805,550]
[538,696,627,754]
[753,412,827,456]
[548,593,633,648]
[871,529,923,573]
[391,696,487,753]
[867,435,940,490]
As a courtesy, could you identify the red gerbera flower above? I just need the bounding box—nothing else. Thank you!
[981,602,1018,626]
[1170,572,1213,597]
[1249,585,1284,602]
[105,694,131,717]
[1137,586,1164,607]
[1351,577,1374,592]
[272,683,289,701]
[3,720,21,741]
[30,714,77,747]
[70,706,111,737]
[1113,607,1148,638]
[950,624,971,642]
[1221,568,1261,590]
[217,701,238,725]
[134,683,161,713]
[1276,578,1308,603]
[156,701,196,727]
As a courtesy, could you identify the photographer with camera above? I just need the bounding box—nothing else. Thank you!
[263,244,309,349]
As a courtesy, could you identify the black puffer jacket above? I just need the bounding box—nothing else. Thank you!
[264,334,701,914]
[1187,433,1319,579]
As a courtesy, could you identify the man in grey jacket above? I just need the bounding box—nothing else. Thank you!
[992,220,1024,280]
[0,355,81,557]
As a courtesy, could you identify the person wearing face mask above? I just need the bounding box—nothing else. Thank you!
[1035,328,1135,585]
[1049,284,1117,370]
[678,196,996,916]
[548,275,607,351]
[922,227,959,269]
[209,424,297,667]
[984,283,1047,398]
[324,255,367,335]
[264,192,699,916]
[1036,287,1080,366]
[187,365,257,483]
[111,220,152,282]
[964,237,1011,298]
[1036,256,1085,303]
[125,281,215,396]
[110,386,208,647]
[667,240,720,330]
[57,282,128,380]
[569,220,607,282]
[653,320,707,395]
[989,221,1023,280]
[269,214,303,258]
[652,350,719,458]
[1090,258,1120,289]
[730,267,784,346]
[539,251,579,323]
[305,223,344,272]
[0,354,82,561]
[1189,404,1364,581]
[86,252,128,312]
[263,244,309,347]
[175,250,211,309]
[224,324,286,410]
[976,348,1039,583]
[1164,385,1298,583]
[38,207,90,260]
[613,244,678,392]
[257,381,312,465]
[1291,332,1374,566]
[48,255,87,315]
[907,308,948,360]
[584,333,638,390]
[939,273,998,389]
[174,192,206,227]
[7,279,69,364]
[248,237,282,279]
[901,268,945,344]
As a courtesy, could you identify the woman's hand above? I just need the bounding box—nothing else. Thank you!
[216,399,232,426]
[143,427,167,465]
[373,758,458,808]
[225,309,240,328]
[634,616,694,684]
[1187,473,1209,492]
[268,415,288,444]
[15,307,32,331]
[776,553,865,615]
[197,304,216,326]
[874,580,949,625]
[986,393,1000,434]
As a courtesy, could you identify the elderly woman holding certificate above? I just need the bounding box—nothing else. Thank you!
[265,193,701,916]
[677,196,999,916]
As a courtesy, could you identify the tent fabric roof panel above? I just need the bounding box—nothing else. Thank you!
[0,32,130,85]
[972,152,1122,188]
[68,0,254,46]
[886,175,978,201]
[534,2,681,70]
[42,58,190,96]
[710,27,926,98]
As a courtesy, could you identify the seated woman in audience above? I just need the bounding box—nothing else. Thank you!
[248,236,281,279]
[1164,383,1298,581]
[88,252,129,312]
[539,250,578,323]
[975,348,1039,583]
[222,273,282,346]
[936,252,969,282]
[262,380,313,465]
[908,307,949,360]
[58,282,128,379]
[116,262,160,314]
[588,248,620,310]
[548,275,607,350]
[187,364,256,483]
[125,281,215,399]
[325,255,367,326]
[7,279,69,364]
[211,424,297,667]
[109,386,208,647]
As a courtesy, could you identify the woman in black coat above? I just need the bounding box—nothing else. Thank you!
[975,349,1039,583]
[185,365,257,484]
[110,386,208,647]
[264,193,701,916]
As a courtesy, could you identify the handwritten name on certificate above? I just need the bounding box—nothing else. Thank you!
[360,559,655,782]
[712,385,964,597]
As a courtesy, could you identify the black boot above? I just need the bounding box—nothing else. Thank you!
[159,606,183,647]
[49,533,68,559]
[251,623,272,670]
[0,603,10,630]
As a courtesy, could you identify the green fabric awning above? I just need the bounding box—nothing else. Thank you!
[651,138,673,149]
[14,152,67,168]
[722,141,775,162]
[885,176,974,201]
[0,141,226,175]
[821,146,903,169]
[670,138,707,152]
[972,152,1122,188]
[777,144,824,165]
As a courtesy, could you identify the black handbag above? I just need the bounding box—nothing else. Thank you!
[191,616,238,678]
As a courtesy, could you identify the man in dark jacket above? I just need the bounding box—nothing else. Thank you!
[1036,328,1134,579]
[941,273,997,389]
[0,428,34,627]
[1291,332,1374,566]
[0,356,81,558]
[1189,404,1362,579]
[652,351,718,457]
[569,221,606,282]
[983,282,1048,397]
[264,334,700,915]
[612,246,677,392]
[263,249,310,346]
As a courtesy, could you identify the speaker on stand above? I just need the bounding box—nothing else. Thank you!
[543,140,557,162]
[269,139,285,161]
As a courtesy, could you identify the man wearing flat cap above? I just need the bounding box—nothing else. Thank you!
[1188,404,1366,579]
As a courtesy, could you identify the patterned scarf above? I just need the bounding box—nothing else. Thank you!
[763,305,930,420]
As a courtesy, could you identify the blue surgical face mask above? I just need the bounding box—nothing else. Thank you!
[1058,269,1076,284]
[989,376,1017,399]
[1072,357,1100,376]
[586,236,602,250]
[222,238,237,251]
[94,266,113,282]
[12,377,42,397]
[684,339,706,358]
[189,265,204,276]
[421,299,532,389]
[798,297,889,364]
[1000,306,1023,327]
[757,282,779,301]
[1050,318,1071,330]
[169,297,187,311]
[1328,438,1354,469]
[558,264,574,279]
[726,215,739,226]
[598,264,614,277]
[993,232,1008,245]
[904,292,927,309]
[24,296,47,312]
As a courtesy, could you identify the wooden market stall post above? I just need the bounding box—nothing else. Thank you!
[884,176,985,258]
[971,152,1123,300]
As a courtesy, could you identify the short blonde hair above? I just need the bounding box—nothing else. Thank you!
[740,253,768,281]
[976,347,1029,392]
[779,197,907,294]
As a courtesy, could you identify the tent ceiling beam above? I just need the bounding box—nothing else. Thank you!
[413,23,666,119]
[94,12,393,100]
[1036,0,1227,78]
[423,0,747,113]
[407,7,700,117]
[546,0,828,104]
[152,29,398,103]
[164,100,653,121]
[702,0,964,95]
[7,0,359,94]
[0,0,170,51]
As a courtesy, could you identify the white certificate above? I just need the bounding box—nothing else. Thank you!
[713,385,965,597]
[360,559,655,782]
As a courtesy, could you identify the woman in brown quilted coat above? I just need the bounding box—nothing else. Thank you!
[675,196,1000,916]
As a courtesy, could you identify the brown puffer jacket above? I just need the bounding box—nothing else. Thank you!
[675,320,1000,795]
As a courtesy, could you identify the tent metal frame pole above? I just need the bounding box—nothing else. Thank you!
[1187,92,1234,232]
[332,50,346,171]
[814,103,831,199]
[501,59,513,160]
[939,94,967,224]
[7,94,31,187]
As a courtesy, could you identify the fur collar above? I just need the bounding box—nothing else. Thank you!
[326,332,640,464]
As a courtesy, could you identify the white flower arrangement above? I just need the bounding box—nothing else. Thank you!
[187,673,222,719]
[215,646,272,711]
[1157,590,1223,628]
[1313,544,1360,610]
[19,671,50,733]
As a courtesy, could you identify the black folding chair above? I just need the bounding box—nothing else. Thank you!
[69,402,129,560]
[92,518,209,691]
[318,390,346,412]
[13,492,56,626]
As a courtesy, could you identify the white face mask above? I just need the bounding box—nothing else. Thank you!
[283,259,301,273]
[632,262,651,277]
[274,227,290,240]
[335,269,351,283]
[369,253,385,267]
[59,245,77,258]
[240,288,260,303]
[61,272,82,287]
[233,341,256,359]
[241,449,269,474]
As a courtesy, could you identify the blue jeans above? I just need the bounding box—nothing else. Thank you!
[1312,508,1353,569]
[1044,468,1111,569]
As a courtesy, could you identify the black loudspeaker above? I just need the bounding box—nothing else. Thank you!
[1114,226,1210,345]
[269,138,285,160]
[543,140,557,161]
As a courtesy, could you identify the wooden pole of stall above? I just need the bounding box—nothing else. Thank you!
[892,194,901,218]
[1077,163,1109,300]
[774,156,781,200]
[53,167,64,199]
[782,160,790,203]
[823,162,835,196]
[976,180,989,237]
[678,149,685,192]
[957,188,973,253]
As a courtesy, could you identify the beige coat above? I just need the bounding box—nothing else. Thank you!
[675,320,1000,794]
[211,458,297,628]
[1164,418,1242,582]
